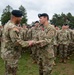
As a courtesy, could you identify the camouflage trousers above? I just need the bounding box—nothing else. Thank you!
[59,44,68,59]
[1,52,20,75]
[38,57,54,75]
[68,43,74,56]
[5,61,18,75]
[31,46,39,62]
[53,45,57,58]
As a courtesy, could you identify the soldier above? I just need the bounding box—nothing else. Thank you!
[55,26,60,56]
[38,13,56,75]
[19,24,29,52]
[70,29,74,55]
[1,10,35,75]
[57,24,71,63]
[28,21,41,63]
[52,25,59,65]
[66,25,72,58]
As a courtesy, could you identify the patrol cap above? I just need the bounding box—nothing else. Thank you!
[12,10,23,17]
[38,13,49,20]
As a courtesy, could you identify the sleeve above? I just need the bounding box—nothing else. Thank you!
[39,28,56,47]
[9,27,29,47]
[19,30,24,40]
[68,31,71,42]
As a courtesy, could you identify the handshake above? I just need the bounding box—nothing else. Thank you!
[28,40,46,47]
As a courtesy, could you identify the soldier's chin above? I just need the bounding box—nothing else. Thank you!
[16,22,20,25]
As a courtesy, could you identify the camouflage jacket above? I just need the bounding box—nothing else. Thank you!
[28,26,41,41]
[19,28,28,41]
[1,20,30,60]
[39,24,56,58]
[57,29,71,45]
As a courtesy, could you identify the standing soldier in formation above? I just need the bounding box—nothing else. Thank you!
[19,24,28,41]
[38,13,56,75]
[57,24,71,63]
[55,26,60,56]
[19,24,29,53]
[53,26,59,65]
[69,30,74,56]
[1,10,35,75]
[28,21,41,63]
[66,25,72,58]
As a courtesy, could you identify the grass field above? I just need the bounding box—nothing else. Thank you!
[0,51,74,75]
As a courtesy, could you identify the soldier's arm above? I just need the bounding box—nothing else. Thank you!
[68,31,71,42]
[38,29,56,47]
[9,27,34,47]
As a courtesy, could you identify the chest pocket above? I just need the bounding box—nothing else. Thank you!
[59,32,68,41]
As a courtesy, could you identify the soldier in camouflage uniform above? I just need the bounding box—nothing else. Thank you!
[1,10,35,75]
[28,21,41,63]
[19,24,28,41]
[38,13,56,75]
[69,30,74,56]
[53,26,60,57]
[52,26,59,65]
[57,24,71,63]
[19,24,29,53]
[66,25,72,58]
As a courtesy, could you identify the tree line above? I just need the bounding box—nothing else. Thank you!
[1,5,27,26]
[50,13,74,29]
[1,5,74,29]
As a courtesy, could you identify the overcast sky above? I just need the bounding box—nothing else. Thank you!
[0,0,74,24]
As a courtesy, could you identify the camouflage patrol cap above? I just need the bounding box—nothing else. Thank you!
[38,13,49,20]
[12,10,23,17]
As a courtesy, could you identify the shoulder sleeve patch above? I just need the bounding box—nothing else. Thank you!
[13,27,19,32]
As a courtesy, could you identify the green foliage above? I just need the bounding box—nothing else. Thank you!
[19,5,27,25]
[1,5,13,25]
[1,5,28,26]
[50,12,74,29]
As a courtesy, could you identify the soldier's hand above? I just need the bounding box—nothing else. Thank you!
[28,40,35,46]
[35,40,46,47]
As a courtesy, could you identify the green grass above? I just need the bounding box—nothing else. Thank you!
[0,51,74,75]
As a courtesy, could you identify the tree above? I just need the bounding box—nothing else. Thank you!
[50,13,74,29]
[19,5,27,25]
[1,5,13,25]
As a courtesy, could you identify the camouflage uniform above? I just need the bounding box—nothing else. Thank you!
[53,30,58,58]
[67,29,72,57]
[38,24,56,75]
[69,30,74,55]
[19,27,28,41]
[19,27,29,53]
[1,20,31,75]
[57,29,71,62]
[28,26,41,63]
